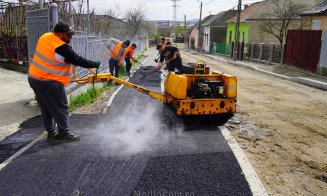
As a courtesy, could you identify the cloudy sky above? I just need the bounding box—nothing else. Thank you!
[7,0,262,21]
[87,0,263,21]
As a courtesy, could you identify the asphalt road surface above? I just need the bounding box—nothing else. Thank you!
[0,57,251,195]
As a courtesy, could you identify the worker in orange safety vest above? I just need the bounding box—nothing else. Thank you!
[28,22,100,143]
[108,39,130,80]
[161,37,167,47]
[123,43,137,77]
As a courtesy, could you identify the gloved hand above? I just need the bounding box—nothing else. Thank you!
[94,61,100,68]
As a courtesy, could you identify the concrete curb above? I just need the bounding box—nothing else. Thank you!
[227,60,327,91]
[184,49,327,91]
[219,126,268,196]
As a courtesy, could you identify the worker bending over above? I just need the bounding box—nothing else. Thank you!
[108,39,130,79]
[28,22,100,143]
[123,43,138,77]
[156,44,183,73]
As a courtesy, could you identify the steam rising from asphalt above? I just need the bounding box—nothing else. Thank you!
[97,100,183,155]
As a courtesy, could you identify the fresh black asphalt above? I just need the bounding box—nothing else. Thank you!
[0,58,252,196]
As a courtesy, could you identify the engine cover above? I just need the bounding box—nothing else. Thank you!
[190,77,225,98]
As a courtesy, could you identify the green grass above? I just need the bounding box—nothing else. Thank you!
[69,84,111,112]
[69,49,147,111]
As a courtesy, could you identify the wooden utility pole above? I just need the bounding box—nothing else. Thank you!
[197,1,202,52]
[233,0,242,61]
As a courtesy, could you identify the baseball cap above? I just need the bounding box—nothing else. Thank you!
[156,44,163,50]
[54,22,76,35]
[123,40,130,46]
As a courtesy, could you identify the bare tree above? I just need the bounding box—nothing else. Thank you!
[123,5,146,37]
[260,0,306,48]
[258,0,311,64]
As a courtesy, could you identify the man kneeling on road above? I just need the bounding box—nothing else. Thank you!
[156,44,183,73]
[28,22,100,143]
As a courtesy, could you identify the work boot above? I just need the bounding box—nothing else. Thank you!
[47,132,59,143]
[57,132,80,143]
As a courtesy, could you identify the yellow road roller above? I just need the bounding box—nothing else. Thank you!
[73,60,237,126]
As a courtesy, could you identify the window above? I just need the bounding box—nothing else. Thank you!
[311,20,321,30]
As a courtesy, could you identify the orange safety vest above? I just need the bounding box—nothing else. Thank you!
[109,41,125,63]
[123,46,135,60]
[28,33,71,85]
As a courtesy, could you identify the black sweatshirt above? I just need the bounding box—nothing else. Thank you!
[55,44,97,68]
[159,46,180,63]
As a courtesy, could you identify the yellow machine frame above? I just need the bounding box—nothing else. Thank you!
[72,60,237,117]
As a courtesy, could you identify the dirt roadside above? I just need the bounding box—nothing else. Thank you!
[181,50,327,196]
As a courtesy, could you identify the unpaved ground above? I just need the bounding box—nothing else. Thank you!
[181,50,327,196]
[73,85,117,114]
[0,68,39,141]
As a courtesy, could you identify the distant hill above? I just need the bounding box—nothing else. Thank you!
[153,19,198,26]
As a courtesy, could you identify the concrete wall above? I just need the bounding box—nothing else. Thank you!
[247,20,281,44]
[203,26,227,53]
[210,27,226,44]
[302,15,327,30]
[318,30,327,76]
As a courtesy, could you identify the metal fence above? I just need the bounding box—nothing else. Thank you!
[70,32,147,80]
[25,8,50,61]
[0,36,28,62]
[24,5,147,85]
[249,43,282,64]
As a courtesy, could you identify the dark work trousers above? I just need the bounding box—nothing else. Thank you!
[28,76,69,134]
[109,58,120,78]
[124,56,132,75]
[168,56,183,73]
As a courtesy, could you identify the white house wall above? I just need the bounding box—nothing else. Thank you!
[203,27,211,52]
[189,28,199,49]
